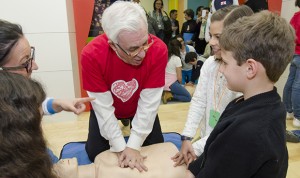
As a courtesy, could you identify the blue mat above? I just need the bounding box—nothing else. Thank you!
[59,132,182,165]
[292,130,300,138]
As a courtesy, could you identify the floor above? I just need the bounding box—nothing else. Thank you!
[42,102,300,178]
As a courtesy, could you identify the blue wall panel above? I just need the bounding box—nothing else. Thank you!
[188,0,210,14]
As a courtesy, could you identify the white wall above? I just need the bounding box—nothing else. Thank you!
[0,0,78,122]
[275,0,298,97]
[0,0,76,97]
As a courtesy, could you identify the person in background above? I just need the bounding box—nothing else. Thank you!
[132,0,158,36]
[194,7,210,55]
[244,0,268,12]
[148,0,172,44]
[181,9,197,45]
[0,19,94,116]
[205,0,239,42]
[201,43,211,59]
[172,5,252,168]
[163,38,191,104]
[170,9,180,38]
[81,1,167,172]
[186,10,293,178]
[184,52,204,86]
[146,12,159,36]
[0,72,57,178]
[283,0,300,128]
[195,6,204,24]
[176,35,196,85]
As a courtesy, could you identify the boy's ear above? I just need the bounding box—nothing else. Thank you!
[245,58,258,79]
[108,40,117,51]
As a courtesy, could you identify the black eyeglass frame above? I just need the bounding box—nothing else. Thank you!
[0,46,35,73]
[115,34,154,58]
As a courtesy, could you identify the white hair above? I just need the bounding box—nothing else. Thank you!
[102,1,148,43]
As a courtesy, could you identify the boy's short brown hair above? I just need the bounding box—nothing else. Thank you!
[220,11,295,82]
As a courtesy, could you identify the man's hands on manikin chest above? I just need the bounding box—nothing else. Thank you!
[117,147,148,172]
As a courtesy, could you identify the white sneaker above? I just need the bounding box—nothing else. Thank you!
[286,112,294,120]
[293,118,300,128]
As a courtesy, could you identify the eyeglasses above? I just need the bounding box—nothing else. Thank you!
[0,46,35,73]
[115,34,153,58]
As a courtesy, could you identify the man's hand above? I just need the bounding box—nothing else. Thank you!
[117,147,148,172]
[171,140,197,167]
[52,97,95,114]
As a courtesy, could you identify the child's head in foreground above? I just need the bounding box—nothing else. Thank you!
[0,71,56,178]
[209,5,254,60]
[219,10,295,92]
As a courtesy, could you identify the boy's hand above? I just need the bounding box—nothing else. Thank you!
[171,140,197,167]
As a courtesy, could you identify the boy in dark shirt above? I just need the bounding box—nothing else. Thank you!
[186,11,295,178]
[184,52,204,85]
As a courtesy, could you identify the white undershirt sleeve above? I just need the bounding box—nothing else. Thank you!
[127,87,163,150]
[87,91,126,152]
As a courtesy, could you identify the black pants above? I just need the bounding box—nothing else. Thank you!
[85,110,164,162]
[195,38,207,55]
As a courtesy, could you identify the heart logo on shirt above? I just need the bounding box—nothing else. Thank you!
[111,79,139,102]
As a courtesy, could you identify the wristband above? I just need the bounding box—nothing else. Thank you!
[181,135,193,141]
[47,98,56,114]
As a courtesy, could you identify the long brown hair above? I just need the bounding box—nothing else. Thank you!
[0,72,57,178]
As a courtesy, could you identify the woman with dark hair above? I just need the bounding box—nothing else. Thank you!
[162,38,191,104]
[180,9,197,45]
[194,7,210,55]
[148,0,172,44]
[0,72,57,178]
[0,19,94,117]
[0,18,94,164]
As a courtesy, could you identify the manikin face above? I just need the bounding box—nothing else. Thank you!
[219,50,245,92]
[2,37,38,78]
[111,26,152,66]
[209,20,223,59]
